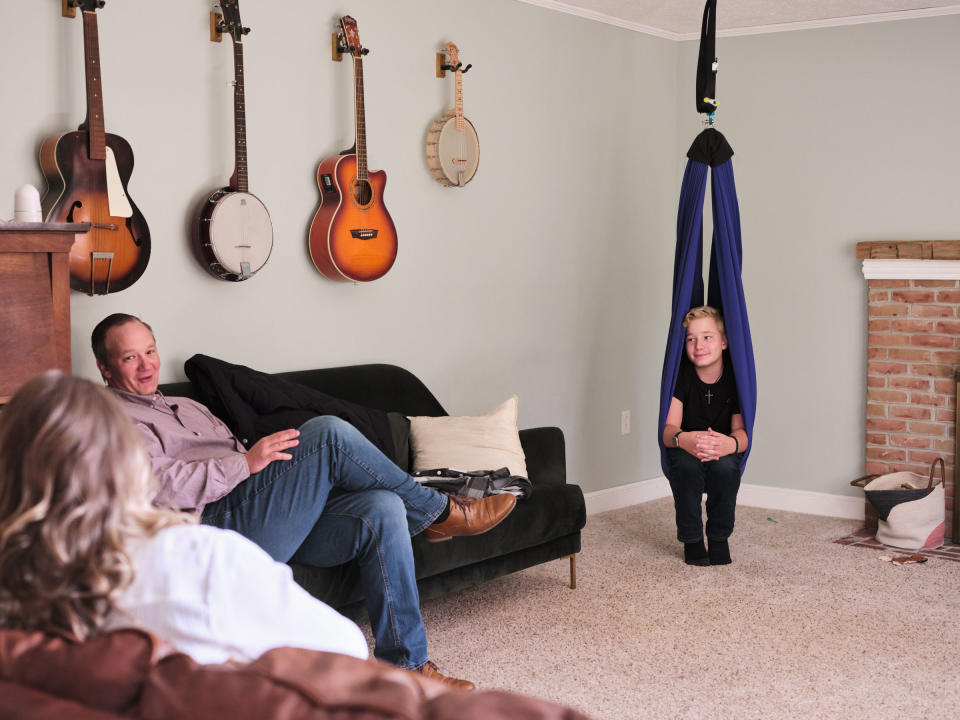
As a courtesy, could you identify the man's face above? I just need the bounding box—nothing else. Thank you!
[97,321,161,395]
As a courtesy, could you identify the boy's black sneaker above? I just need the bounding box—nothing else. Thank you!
[708,539,731,565]
[684,540,710,566]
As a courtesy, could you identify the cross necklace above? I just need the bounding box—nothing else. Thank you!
[703,372,722,405]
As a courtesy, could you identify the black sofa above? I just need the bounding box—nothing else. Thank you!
[158,363,586,619]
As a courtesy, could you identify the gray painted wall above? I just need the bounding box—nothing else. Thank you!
[2,3,956,498]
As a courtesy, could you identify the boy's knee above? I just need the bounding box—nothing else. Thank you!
[711,454,742,482]
[667,448,701,479]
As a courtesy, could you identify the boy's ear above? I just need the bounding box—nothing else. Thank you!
[721,334,728,350]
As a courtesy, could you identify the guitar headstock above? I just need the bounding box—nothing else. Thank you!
[338,16,367,58]
[70,0,106,11]
[218,0,249,43]
[444,42,460,68]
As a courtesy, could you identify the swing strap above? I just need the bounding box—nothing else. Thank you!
[696,0,718,114]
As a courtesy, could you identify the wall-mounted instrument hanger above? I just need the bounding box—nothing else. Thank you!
[435,49,473,78]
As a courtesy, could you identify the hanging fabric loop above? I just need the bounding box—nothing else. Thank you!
[657,129,756,476]
[696,0,718,114]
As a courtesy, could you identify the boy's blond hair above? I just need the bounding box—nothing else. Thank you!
[682,305,725,335]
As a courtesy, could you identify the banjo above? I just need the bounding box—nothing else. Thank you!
[193,0,273,282]
[426,43,479,187]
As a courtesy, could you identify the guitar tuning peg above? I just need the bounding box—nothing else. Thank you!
[241,26,251,35]
[361,48,370,56]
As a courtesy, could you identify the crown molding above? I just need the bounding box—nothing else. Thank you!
[862,259,960,280]
[514,0,684,40]
[514,1,960,41]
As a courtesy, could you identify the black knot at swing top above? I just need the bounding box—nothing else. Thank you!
[673,354,740,435]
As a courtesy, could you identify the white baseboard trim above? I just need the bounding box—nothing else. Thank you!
[584,476,671,515]
[585,476,865,521]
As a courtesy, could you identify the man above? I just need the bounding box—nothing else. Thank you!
[92,313,516,689]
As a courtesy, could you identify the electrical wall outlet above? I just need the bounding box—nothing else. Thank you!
[620,410,631,435]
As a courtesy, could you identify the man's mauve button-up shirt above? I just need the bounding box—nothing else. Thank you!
[111,389,250,512]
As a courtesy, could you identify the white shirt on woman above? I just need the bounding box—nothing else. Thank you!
[103,524,369,665]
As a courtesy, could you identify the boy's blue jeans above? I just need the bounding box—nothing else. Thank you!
[201,415,447,670]
[666,448,741,543]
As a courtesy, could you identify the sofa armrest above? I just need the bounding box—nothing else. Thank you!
[519,427,566,487]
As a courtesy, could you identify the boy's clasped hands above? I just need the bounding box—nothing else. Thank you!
[688,428,736,462]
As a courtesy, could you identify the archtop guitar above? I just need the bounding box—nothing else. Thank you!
[40,0,150,295]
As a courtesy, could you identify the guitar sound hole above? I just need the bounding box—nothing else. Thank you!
[352,179,373,206]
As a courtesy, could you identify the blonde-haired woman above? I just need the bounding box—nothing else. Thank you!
[0,371,368,663]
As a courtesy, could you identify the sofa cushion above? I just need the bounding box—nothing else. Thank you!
[408,396,527,477]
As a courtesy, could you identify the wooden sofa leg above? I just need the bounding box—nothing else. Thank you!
[569,554,577,589]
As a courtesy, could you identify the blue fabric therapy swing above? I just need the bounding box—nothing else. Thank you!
[657,0,756,476]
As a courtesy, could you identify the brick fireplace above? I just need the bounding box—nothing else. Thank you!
[858,241,960,542]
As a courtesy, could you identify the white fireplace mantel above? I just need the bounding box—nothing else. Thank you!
[861,259,960,280]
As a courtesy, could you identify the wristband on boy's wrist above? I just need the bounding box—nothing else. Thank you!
[732,435,739,453]
[672,431,682,447]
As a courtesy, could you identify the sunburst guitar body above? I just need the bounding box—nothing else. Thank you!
[309,152,396,282]
[308,16,397,283]
[425,42,479,187]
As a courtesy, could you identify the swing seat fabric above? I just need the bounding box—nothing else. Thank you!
[658,128,757,477]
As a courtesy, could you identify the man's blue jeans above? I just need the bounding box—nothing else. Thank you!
[200,415,447,670]
[666,448,741,543]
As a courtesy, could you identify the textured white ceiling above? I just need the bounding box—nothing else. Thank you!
[517,1,960,38]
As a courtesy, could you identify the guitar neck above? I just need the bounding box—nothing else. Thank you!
[232,38,248,193]
[354,57,367,181]
[81,11,107,160]
[454,70,464,131]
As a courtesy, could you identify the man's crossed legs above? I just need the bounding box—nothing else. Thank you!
[201,415,513,685]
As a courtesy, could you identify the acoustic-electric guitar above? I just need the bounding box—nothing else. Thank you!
[193,0,273,282]
[426,42,480,187]
[40,0,150,295]
[308,16,397,283]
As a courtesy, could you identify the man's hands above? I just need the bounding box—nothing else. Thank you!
[245,429,300,474]
[679,428,737,462]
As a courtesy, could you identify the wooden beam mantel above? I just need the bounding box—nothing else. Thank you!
[856,240,960,260]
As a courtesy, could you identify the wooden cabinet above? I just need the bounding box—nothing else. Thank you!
[0,222,89,404]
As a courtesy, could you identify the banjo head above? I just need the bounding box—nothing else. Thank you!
[207,192,274,278]
[427,115,480,187]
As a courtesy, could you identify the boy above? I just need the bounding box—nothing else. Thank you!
[662,306,748,566]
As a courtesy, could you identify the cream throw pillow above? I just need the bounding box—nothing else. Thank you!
[408,395,528,478]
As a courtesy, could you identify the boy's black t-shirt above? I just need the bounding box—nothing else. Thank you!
[673,356,740,435]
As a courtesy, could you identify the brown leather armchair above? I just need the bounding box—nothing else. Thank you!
[0,628,590,720]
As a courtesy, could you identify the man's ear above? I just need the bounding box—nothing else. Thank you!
[96,360,112,382]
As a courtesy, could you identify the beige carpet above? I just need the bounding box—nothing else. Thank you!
[361,498,960,719]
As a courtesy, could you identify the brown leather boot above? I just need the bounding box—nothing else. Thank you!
[421,493,516,542]
[415,660,476,691]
